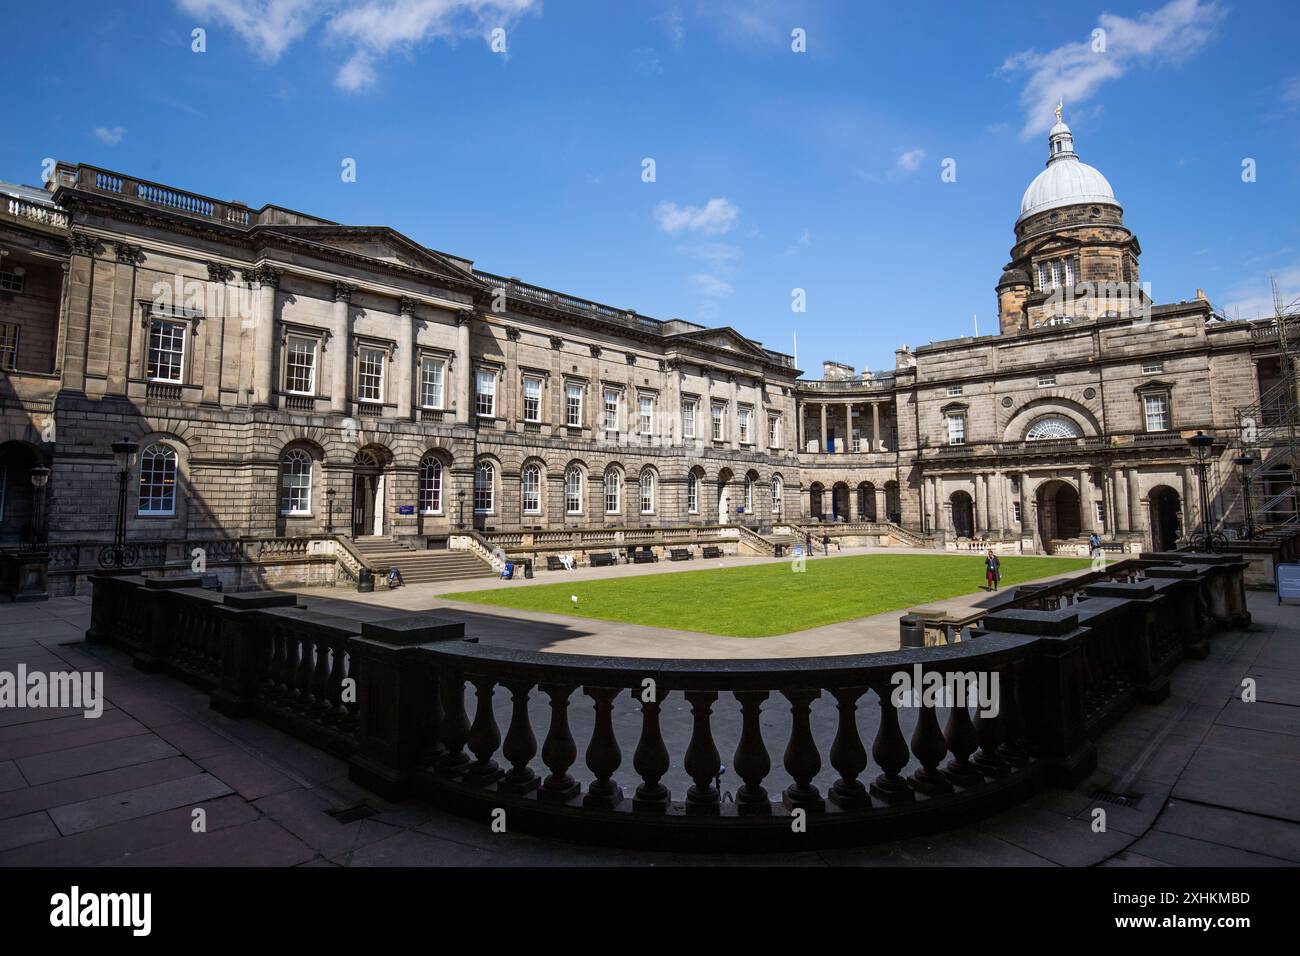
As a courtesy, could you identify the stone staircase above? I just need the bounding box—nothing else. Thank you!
[350,536,496,585]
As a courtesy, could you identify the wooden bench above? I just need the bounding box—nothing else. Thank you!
[589,552,618,568]
[631,549,657,564]
[546,555,567,571]
[668,548,693,562]
[702,546,723,560]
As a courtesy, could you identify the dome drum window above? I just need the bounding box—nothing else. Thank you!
[1025,416,1083,441]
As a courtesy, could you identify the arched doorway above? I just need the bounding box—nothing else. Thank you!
[857,482,877,521]
[809,482,824,520]
[832,482,850,521]
[1036,479,1081,543]
[717,468,734,523]
[352,448,386,537]
[0,441,47,545]
[1149,485,1182,551]
[949,491,975,538]
[884,480,901,523]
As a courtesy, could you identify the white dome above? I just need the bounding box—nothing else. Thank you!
[1017,119,1120,224]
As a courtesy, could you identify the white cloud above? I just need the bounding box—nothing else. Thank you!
[654,198,738,236]
[1221,261,1300,321]
[1001,0,1225,138]
[92,127,125,145]
[689,273,733,298]
[896,148,925,173]
[1283,75,1300,104]
[178,0,320,62]
[176,0,539,90]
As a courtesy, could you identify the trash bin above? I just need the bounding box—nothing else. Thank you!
[773,543,785,558]
[523,559,534,579]
[357,568,374,593]
[899,614,925,649]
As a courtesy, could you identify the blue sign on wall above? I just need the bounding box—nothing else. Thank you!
[1278,563,1300,604]
[398,505,415,515]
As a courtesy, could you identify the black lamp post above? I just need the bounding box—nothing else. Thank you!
[1187,430,1216,551]
[325,487,336,534]
[98,436,140,569]
[28,464,50,548]
[1234,452,1255,541]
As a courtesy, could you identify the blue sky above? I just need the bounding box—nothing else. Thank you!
[4,0,1298,375]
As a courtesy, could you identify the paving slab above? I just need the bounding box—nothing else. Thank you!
[48,772,234,835]
[1154,800,1300,863]
[0,811,59,853]
[16,733,179,785]
[0,755,202,821]
[1126,830,1293,867]
[116,818,316,867]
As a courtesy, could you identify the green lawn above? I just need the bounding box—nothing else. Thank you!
[442,553,1093,637]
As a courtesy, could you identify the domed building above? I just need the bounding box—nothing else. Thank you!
[997,108,1146,333]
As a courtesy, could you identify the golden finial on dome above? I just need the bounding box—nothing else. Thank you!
[1055,99,1063,124]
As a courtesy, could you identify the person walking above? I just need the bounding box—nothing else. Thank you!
[984,550,1001,591]
[805,531,813,556]
[1088,531,1101,557]
[822,533,830,556]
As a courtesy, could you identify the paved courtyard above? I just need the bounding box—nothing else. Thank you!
[0,577,1297,866]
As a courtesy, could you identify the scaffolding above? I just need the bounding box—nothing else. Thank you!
[1235,277,1300,535]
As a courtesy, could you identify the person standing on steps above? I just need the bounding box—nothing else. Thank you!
[985,550,1001,591]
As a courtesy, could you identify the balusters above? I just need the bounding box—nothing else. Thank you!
[309,636,332,715]
[869,683,914,801]
[781,688,824,812]
[909,685,954,794]
[264,627,285,698]
[942,680,983,786]
[632,688,670,812]
[539,683,580,802]
[435,668,471,773]
[828,686,871,809]
[583,686,623,809]
[464,675,503,785]
[499,680,538,794]
[994,664,1029,767]
[971,676,1011,777]
[294,634,316,712]
[732,690,771,814]
[683,690,721,813]
[282,630,301,703]
[325,640,348,724]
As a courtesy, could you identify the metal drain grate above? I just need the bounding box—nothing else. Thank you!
[1090,789,1142,809]
[326,803,379,824]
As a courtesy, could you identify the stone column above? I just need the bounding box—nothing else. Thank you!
[455,314,472,424]
[795,399,804,452]
[975,474,988,533]
[330,283,352,414]
[843,401,853,453]
[819,403,828,454]
[202,263,231,405]
[1018,473,1031,541]
[397,297,416,420]
[874,485,887,523]
[730,375,740,449]
[1079,468,1096,534]
[1112,468,1129,533]
[251,264,280,407]
[1181,465,1197,534]
[1127,467,1143,534]
[872,402,881,452]
[505,327,520,431]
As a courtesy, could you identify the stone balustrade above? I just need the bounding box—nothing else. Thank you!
[82,552,1250,851]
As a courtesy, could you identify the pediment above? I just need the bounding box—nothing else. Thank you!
[257,225,476,282]
[668,325,768,359]
[1026,235,1084,257]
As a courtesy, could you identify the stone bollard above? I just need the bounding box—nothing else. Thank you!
[899,614,925,649]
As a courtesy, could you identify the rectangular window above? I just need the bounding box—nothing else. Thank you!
[476,369,496,417]
[357,346,385,402]
[0,270,22,293]
[1037,374,1056,387]
[1141,361,1163,374]
[946,414,966,445]
[947,385,963,397]
[523,376,542,422]
[738,408,751,444]
[0,322,18,371]
[147,319,186,383]
[603,389,619,431]
[768,415,780,448]
[1143,393,1169,432]
[285,335,317,394]
[638,395,653,435]
[1096,501,1106,525]
[1012,501,1022,523]
[565,382,583,427]
[711,402,725,441]
[420,357,446,408]
[682,400,697,439]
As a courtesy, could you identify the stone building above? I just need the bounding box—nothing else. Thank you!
[0,113,1294,584]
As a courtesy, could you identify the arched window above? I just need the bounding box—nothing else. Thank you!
[474,461,494,513]
[521,463,541,514]
[604,468,621,514]
[1026,416,1082,441]
[279,448,312,515]
[419,456,443,514]
[687,471,699,514]
[743,475,754,513]
[565,466,584,514]
[137,443,178,516]
[639,470,655,514]
[772,476,783,516]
